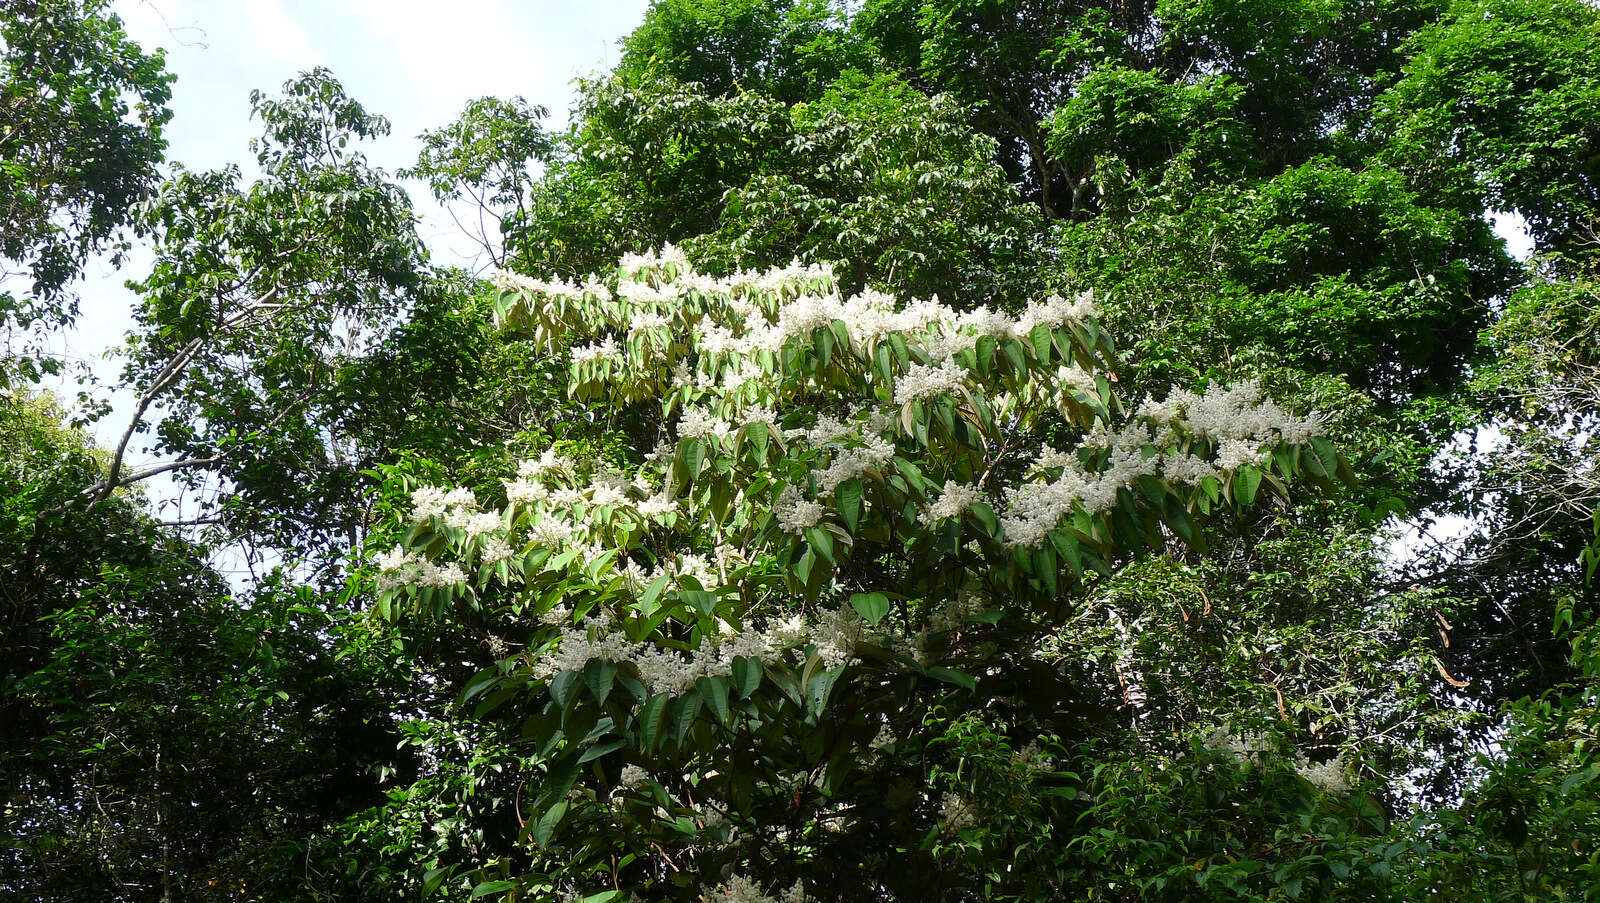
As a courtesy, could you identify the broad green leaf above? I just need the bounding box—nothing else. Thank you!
[836,477,863,532]
[850,592,891,626]
[731,656,762,698]
[926,666,976,691]
[583,658,616,706]
[471,879,519,899]
[637,693,670,751]
[549,669,582,710]
[697,675,730,725]
[1234,466,1262,508]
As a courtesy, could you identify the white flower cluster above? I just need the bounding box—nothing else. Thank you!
[374,545,468,590]
[570,335,619,364]
[410,485,505,536]
[997,387,1324,547]
[409,485,478,521]
[893,358,969,405]
[702,876,807,903]
[493,270,611,302]
[617,764,650,790]
[619,244,690,274]
[498,252,1095,415]
[678,405,734,440]
[620,545,749,595]
[1203,726,1350,795]
[532,607,866,697]
[920,481,982,525]
[775,484,826,534]
[1137,381,1323,447]
[779,415,898,501]
[1295,755,1350,796]
[504,450,678,526]
[1202,725,1271,758]
[939,792,978,831]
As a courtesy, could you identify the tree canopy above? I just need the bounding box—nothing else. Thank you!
[3,0,1599,900]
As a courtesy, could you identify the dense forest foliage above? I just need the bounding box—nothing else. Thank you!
[3,0,1598,899]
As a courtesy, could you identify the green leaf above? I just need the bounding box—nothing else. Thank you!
[926,666,976,691]
[532,798,569,847]
[805,525,834,564]
[577,740,625,764]
[850,592,891,626]
[549,669,582,710]
[1049,529,1083,578]
[1234,466,1262,508]
[583,658,616,706]
[731,656,763,698]
[460,666,500,704]
[471,879,519,899]
[698,675,731,725]
[638,574,670,617]
[672,690,703,744]
[680,589,718,617]
[804,667,840,716]
[678,437,706,484]
[423,866,451,896]
[638,693,670,751]
[836,477,863,532]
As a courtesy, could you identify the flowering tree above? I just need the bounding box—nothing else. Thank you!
[369,248,1341,901]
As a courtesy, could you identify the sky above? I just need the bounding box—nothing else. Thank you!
[43,0,651,533]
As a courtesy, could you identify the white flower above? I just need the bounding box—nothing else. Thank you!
[1295,755,1350,796]
[1056,365,1098,397]
[571,335,619,364]
[409,485,449,521]
[1016,290,1096,333]
[703,876,807,903]
[775,485,825,533]
[1162,453,1220,485]
[920,481,981,525]
[375,545,415,572]
[447,509,503,537]
[628,309,670,335]
[957,305,1019,340]
[894,358,967,405]
[618,764,650,790]
[922,329,979,363]
[940,792,977,831]
[1203,726,1269,758]
[480,537,513,564]
[417,561,468,588]
[776,293,843,339]
[678,405,732,440]
[504,478,548,504]
[635,493,677,518]
[767,614,809,648]
[373,545,420,590]
[815,436,894,495]
[1216,439,1268,472]
[811,606,864,669]
[800,414,853,446]
[519,449,573,479]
